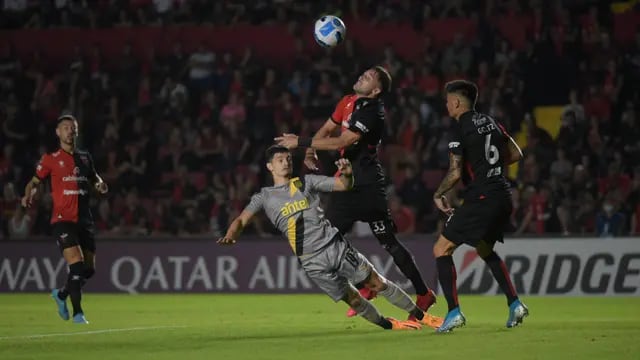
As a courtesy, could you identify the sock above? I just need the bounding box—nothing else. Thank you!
[81,268,95,288]
[378,281,423,320]
[436,256,459,311]
[483,251,519,306]
[58,286,69,300]
[352,297,391,329]
[384,240,430,295]
[67,262,85,316]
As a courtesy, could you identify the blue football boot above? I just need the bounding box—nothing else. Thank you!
[506,299,529,328]
[51,289,69,321]
[436,307,466,333]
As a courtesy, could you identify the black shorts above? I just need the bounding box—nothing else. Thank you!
[442,194,512,248]
[52,221,96,253]
[325,184,396,234]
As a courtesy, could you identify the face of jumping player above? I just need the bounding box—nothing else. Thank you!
[267,152,293,178]
[353,69,381,97]
[56,119,78,146]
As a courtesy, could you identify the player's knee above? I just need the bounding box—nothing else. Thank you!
[432,244,445,257]
[83,267,95,280]
[433,236,455,257]
[364,271,387,292]
[63,246,83,264]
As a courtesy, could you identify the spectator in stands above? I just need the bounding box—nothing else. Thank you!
[596,199,626,238]
[188,43,215,95]
[0,0,638,238]
[550,148,573,180]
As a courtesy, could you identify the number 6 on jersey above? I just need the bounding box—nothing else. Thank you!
[484,133,502,177]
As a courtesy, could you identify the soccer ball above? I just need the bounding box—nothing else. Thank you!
[313,15,346,48]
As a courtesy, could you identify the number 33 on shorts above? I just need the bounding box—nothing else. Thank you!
[371,221,386,234]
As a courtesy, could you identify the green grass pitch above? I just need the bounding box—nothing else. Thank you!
[1,294,639,360]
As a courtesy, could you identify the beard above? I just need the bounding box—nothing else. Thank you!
[61,136,76,145]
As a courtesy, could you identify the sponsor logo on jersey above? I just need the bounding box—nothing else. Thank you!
[63,189,88,195]
[62,167,88,182]
[280,199,309,216]
[354,121,369,133]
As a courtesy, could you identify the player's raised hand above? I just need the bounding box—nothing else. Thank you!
[304,148,319,171]
[335,158,352,175]
[95,181,109,194]
[217,236,237,246]
[274,133,299,149]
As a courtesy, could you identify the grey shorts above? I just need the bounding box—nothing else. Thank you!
[301,236,373,302]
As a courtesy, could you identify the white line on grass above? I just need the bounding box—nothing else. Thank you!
[0,325,188,340]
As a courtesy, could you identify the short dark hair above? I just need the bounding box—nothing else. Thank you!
[56,114,77,126]
[445,80,478,108]
[265,145,290,162]
[373,65,392,97]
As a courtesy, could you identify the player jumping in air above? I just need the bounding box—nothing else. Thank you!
[218,145,442,330]
[22,115,108,324]
[432,80,529,332]
[275,66,441,324]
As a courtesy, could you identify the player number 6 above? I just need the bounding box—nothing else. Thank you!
[484,134,499,165]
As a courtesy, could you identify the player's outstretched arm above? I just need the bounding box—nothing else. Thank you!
[314,118,340,140]
[217,210,255,245]
[433,153,463,213]
[21,176,41,208]
[304,118,341,170]
[275,129,361,151]
[332,158,354,191]
[310,129,360,150]
[505,136,523,165]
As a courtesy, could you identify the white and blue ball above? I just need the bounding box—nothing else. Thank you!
[313,15,346,48]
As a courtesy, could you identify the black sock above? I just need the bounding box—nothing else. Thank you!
[384,239,429,295]
[377,317,393,330]
[436,256,459,311]
[58,287,68,300]
[483,251,518,306]
[410,308,424,320]
[67,262,85,316]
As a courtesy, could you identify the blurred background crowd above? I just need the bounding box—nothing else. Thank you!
[1,0,639,238]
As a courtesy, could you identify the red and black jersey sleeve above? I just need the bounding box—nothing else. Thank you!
[35,154,52,181]
[330,96,350,125]
[448,122,464,156]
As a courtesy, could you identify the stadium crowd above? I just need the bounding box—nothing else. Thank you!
[1,0,639,238]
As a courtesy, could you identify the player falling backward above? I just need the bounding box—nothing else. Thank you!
[218,145,442,330]
[22,115,108,324]
[276,66,441,322]
[432,80,529,332]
